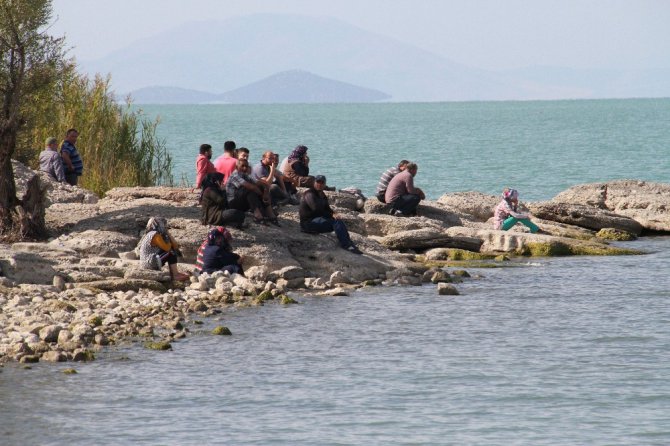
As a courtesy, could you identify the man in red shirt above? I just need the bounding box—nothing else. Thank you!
[195,144,217,188]
[213,140,238,184]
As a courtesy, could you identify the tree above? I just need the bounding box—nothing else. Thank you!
[0,0,64,239]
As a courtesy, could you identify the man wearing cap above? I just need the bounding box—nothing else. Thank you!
[299,175,362,254]
[39,137,66,183]
[385,162,425,216]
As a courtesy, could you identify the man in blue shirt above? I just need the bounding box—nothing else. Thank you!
[60,128,84,186]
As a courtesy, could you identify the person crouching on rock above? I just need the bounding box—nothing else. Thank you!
[200,172,246,229]
[195,226,245,276]
[493,188,540,233]
[299,175,362,254]
[137,217,190,282]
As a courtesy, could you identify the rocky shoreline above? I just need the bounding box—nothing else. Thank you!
[1,161,669,365]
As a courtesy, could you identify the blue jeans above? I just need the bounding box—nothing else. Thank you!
[301,217,353,248]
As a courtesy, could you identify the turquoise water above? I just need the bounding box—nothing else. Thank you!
[1,99,669,445]
[1,236,669,445]
[140,99,669,200]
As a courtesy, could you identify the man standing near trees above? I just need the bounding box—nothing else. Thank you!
[60,128,84,186]
[39,137,65,182]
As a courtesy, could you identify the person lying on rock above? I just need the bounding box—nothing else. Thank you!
[493,188,541,233]
[200,172,246,229]
[195,226,245,276]
[137,217,190,282]
[385,162,425,216]
[226,158,280,226]
[299,174,362,254]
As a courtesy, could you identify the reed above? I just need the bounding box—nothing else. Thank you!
[17,63,173,196]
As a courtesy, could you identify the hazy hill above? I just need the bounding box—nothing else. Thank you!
[83,14,670,102]
[217,70,390,103]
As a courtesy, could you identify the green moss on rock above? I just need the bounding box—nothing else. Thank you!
[518,241,642,257]
[63,368,77,375]
[279,295,298,305]
[212,326,232,336]
[89,315,103,327]
[256,290,274,302]
[448,249,495,261]
[596,228,637,241]
[144,341,172,351]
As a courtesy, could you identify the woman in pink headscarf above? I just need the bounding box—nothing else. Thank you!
[493,188,540,233]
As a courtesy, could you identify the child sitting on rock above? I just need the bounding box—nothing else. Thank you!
[493,188,541,233]
[137,217,190,282]
[195,226,244,275]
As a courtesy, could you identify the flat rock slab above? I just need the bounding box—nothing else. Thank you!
[0,250,57,285]
[529,202,643,235]
[380,228,483,251]
[551,180,670,232]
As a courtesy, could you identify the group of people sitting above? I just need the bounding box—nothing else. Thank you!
[137,143,541,282]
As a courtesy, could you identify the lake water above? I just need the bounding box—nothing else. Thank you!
[1,99,670,445]
[138,99,669,201]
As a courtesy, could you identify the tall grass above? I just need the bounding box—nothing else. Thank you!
[17,63,173,196]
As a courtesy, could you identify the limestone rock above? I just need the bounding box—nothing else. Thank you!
[437,191,500,222]
[267,266,306,281]
[380,228,483,251]
[0,250,56,285]
[41,351,67,362]
[529,202,643,235]
[596,228,637,241]
[446,226,642,256]
[49,230,138,257]
[124,268,172,283]
[39,325,63,343]
[551,181,670,231]
[437,283,459,295]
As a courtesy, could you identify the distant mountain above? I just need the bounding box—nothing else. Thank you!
[218,70,389,104]
[129,86,220,104]
[85,14,670,102]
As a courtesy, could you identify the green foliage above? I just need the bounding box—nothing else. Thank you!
[18,65,173,196]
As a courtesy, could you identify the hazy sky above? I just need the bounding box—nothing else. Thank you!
[51,0,670,71]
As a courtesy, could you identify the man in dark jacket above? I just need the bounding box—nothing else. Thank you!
[299,175,362,254]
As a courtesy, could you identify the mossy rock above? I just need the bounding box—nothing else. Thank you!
[144,341,172,351]
[423,260,512,269]
[256,290,274,302]
[72,350,96,362]
[211,326,232,336]
[62,368,77,375]
[451,270,471,278]
[494,255,510,262]
[517,241,642,257]
[448,249,495,261]
[279,295,298,305]
[88,315,103,327]
[362,279,380,286]
[596,228,637,241]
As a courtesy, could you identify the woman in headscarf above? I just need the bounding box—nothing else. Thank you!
[283,145,316,188]
[200,172,246,228]
[195,226,244,275]
[136,217,190,281]
[493,188,541,233]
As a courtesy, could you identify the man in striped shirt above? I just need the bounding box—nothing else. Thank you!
[375,159,409,202]
[60,128,84,186]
